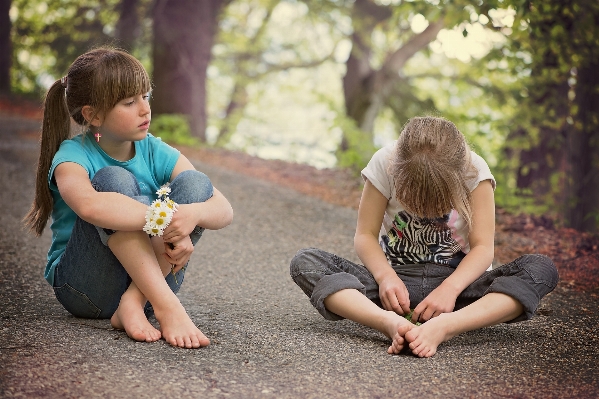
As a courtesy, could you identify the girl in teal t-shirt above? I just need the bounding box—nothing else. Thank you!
[24,47,233,349]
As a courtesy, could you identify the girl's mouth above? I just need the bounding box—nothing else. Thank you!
[139,121,150,129]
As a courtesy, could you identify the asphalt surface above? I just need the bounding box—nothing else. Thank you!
[1,113,598,399]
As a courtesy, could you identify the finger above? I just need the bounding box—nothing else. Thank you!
[398,297,411,315]
[380,295,391,311]
[387,292,402,314]
[411,306,424,323]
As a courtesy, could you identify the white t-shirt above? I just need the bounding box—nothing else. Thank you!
[361,141,496,268]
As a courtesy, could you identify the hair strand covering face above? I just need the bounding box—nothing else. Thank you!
[389,116,478,229]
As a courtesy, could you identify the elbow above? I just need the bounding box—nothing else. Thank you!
[223,205,234,227]
[215,202,234,229]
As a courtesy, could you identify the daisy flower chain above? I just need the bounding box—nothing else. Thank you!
[143,184,178,236]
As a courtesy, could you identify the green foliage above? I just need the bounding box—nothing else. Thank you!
[10,0,153,95]
[495,0,599,231]
[334,114,377,174]
[150,114,200,147]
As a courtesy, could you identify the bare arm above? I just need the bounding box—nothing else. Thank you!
[161,154,233,243]
[55,153,233,234]
[355,179,411,315]
[55,162,148,231]
[412,179,495,322]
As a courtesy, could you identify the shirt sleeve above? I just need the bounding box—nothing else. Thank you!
[361,142,395,200]
[48,139,92,190]
[469,151,496,192]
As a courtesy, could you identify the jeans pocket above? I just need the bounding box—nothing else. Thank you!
[54,283,102,318]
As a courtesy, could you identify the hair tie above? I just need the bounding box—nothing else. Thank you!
[60,76,68,88]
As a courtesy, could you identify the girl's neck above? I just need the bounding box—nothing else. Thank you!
[96,137,135,161]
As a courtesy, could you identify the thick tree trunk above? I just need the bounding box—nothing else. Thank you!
[0,0,11,94]
[115,0,140,52]
[515,81,570,202]
[566,61,599,232]
[152,0,228,141]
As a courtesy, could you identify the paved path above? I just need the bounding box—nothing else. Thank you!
[1,114,598,398]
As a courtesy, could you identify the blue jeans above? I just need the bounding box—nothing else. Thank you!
[53,166,213,319]
[290,248,559,322]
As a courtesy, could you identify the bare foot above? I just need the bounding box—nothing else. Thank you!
[380,311,416,355]
[404,313,456,357]
[110,296,162,343]
[154,302,210,349]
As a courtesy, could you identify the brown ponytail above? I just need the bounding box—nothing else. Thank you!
[24,80,71,235]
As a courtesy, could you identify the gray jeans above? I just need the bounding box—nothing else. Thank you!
[290,248,559,322]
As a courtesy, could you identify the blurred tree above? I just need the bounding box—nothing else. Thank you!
[333,0,498,166]
[152,0,232,141]
[10,0,120,94]
[502,0,599,232]
[342,0,443,143]
[0,0,11,94]
[212,0,335,146]
[114,0,141,52]
[9,0,153,95]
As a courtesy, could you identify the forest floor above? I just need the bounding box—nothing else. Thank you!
[4,95,598,294]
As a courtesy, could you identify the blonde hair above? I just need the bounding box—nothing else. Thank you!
[389,116,478,229]
[24,47,152,236]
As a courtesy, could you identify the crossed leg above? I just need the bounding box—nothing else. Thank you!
[324,288,522,357]
[324,288,416,353]
[392,292,523,357]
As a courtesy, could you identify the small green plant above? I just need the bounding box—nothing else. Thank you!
[150,114,199,146]
[404,309,422,326]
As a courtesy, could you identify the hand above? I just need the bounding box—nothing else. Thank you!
[411,284,458,323]
[162,204,199,244]
[378,274,411,316]
[163,235,194,273]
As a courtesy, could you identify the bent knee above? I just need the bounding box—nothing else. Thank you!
[519,254,559,289]
[92,166,139,196]
[171,170,214,203]
[290,247,321,276]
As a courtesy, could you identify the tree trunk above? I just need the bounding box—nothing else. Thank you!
[341,0,390,150]
[115,0,140,52]
[152,0,229,141]
[216,82,248,146]
[566,61,599,232]
[0,0,11,94]
[515,81,570,203]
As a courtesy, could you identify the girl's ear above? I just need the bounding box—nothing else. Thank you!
[81,105,103,127]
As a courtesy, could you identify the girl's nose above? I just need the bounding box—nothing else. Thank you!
[140,100,151,115]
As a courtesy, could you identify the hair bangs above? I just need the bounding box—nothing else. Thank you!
[91,52,151,113]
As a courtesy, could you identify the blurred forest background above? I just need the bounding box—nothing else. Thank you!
[1,0,598,233]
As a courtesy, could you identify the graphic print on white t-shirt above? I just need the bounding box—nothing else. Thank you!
[381,210,466,268]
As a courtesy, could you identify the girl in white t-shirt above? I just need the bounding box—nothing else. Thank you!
[290,116,558,357]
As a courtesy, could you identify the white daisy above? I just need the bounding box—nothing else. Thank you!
[156,184,171,198]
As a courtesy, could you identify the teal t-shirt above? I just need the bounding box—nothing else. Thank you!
[45,133,180,285]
